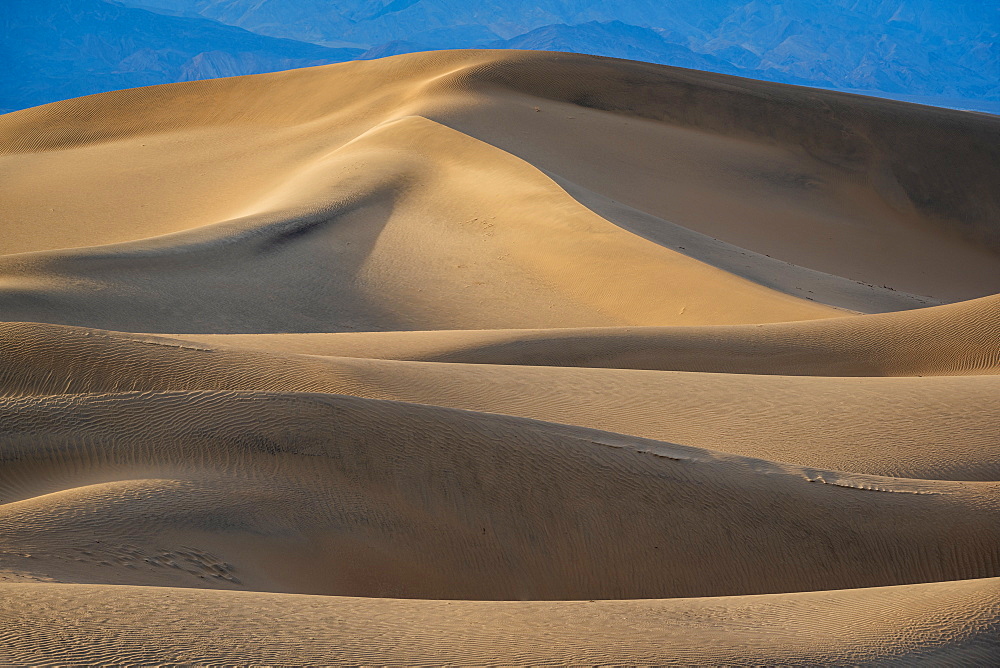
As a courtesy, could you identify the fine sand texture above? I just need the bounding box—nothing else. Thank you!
[1,49,999,664]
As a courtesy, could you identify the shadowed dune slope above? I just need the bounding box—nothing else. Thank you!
[1,50,999,663]
[182,292,1000,376]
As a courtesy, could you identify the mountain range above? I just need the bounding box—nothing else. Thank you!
[0,0,362,113]
[2,0,998,114]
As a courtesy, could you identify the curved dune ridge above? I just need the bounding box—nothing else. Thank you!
[0,50,999,663]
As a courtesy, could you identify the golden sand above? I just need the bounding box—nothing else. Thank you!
[0,50,998,664]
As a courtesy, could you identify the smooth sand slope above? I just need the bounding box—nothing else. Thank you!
[1,50,999,663]
[182,292,1000,376]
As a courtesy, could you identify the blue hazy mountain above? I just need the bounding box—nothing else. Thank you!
[107,0,728,45]
[3,0,998,113]
[0,0,362,114]
[489,22,743,75]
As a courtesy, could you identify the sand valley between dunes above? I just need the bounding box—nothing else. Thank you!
[0,49,999,664]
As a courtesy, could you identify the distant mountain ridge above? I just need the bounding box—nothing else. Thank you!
[0,0,362,114]
[2,0,998,113]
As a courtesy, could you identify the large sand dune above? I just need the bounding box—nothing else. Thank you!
[1,50,998,663]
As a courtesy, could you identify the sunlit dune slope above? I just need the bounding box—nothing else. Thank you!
[2,579,997,666]
[1,50,999,663]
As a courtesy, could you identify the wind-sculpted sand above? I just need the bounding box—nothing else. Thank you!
[1,50,998,664]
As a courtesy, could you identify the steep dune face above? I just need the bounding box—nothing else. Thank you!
[0,113,846,332]
[1,50,998,663]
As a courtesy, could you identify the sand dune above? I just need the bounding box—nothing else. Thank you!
[1,50,998,662]
[2,321,999,480]
[2,391,998,599]
[2,578,997,666]
[182,292,1000,376]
